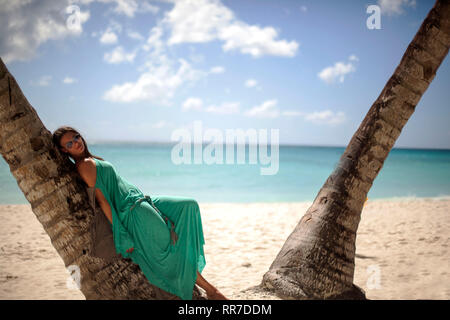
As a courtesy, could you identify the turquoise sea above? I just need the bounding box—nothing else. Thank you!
[1,143,449,204]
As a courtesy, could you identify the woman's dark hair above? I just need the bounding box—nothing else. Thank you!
[52,126,104,164]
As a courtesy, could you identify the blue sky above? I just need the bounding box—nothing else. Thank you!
[1,0,449,149]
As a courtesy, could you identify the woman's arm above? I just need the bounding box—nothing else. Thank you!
[77,159,113,224]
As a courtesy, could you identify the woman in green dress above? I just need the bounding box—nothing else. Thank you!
[53,126,228,300]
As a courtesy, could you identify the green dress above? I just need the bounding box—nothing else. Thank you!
[93,158,206,300]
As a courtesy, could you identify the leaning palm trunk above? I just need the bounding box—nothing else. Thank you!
[0,58,205,299]
[262,0,450,299]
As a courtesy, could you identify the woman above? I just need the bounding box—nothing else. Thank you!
[52,126,227,300]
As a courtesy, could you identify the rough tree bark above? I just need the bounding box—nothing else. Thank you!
[261,0,450,299]
[0,58,205,300]
[1,0,448,301]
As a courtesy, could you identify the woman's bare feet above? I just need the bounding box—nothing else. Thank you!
[196,271,229,300]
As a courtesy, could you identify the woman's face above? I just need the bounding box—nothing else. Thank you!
[59,131,85,158]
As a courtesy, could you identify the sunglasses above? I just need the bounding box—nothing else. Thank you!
[64,134,81,149]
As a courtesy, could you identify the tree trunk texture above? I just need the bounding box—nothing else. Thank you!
[261,0,450,299]
[0,58,205,300]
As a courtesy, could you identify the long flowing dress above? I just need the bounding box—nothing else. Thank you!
[93,157,206,300]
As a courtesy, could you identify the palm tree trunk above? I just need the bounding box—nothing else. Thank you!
[0,58,205,300]
[262,0,450,299]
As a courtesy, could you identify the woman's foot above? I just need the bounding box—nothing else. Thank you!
[196,271,229,300]
[207,289,229,300]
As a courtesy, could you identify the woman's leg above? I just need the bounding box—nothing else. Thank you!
[195,271,228,300]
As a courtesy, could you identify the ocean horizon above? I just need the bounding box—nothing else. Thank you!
[88,140,450,150]
[1,143,449,204]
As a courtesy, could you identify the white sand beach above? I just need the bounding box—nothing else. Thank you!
[0,197,449,300]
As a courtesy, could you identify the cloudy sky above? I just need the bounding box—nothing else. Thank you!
[1,0,449,149]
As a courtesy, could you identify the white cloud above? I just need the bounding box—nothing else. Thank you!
[164,0,233,44]
[242,100,307,120]
[209,66,225,74]
[377,0,416,16]
[70,0,159,17]
[304,110,346,125]
[205,102,240,114]
[69,0,96,5]
[142,25,165,58]
[103,58,204,104]
[163,0,298,58]
[108,0,138,17]
[103,46,137,63]
[93,20,122,43]
[100,29,118,44]
[240,99,346,126]
[245,79,258,88]
[63,76,77,84]
[0,0,90,63]
[94,0,159,18]
[31,75,52,87]
[139,1,160,15]
[103,20,207,105]
[349,54,359,62]
[106,19,123,33]
[300,6,308,13]
[244,78,262,90]
[244,99,280,118]
[182,97,203,111]
[219,22,299,58]
[100,0,296,106]
[127,30,144,41]
[318,55,358,84]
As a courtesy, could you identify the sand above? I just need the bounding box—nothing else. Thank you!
[0,196,449,300]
